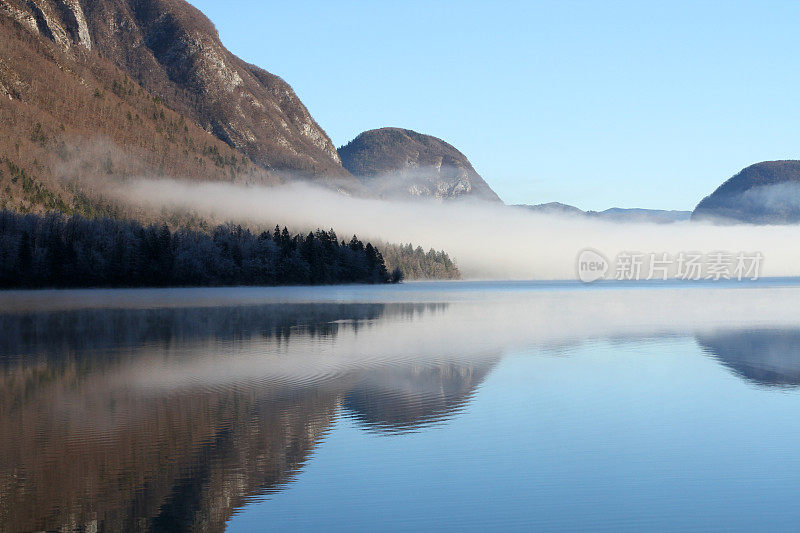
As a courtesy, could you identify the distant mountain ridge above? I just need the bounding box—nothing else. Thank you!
[338,128,503,202]
[515,203,691,223]
[693,160,800,223]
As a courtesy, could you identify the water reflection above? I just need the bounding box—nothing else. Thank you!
[343,360,497,434]
[0,300,499,532]
[0,303,391,360]
[697,329,800,387]
[4,283,800,531]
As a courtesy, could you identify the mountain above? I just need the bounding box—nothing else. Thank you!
[591,207,691,223]
[0,0,358,215]
[515,203,691,223]
[338,127,503,202]
[514,202,585,217]
[79,0,349,178]
[1,2,503,214]
[692,160,800,223]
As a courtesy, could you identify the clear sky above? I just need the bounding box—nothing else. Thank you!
[187,0,800,210]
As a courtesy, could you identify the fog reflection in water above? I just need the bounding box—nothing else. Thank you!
[2,282,800,532]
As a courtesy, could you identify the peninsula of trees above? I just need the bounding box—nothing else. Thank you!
[0,211,395,288]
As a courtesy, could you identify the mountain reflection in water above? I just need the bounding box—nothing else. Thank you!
[697,329,800,387]
[3,282,800,531]
[0,300,498,532]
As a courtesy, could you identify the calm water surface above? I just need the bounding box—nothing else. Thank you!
[3,280,800,531]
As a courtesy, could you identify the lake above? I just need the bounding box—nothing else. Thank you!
[3,280,800,532]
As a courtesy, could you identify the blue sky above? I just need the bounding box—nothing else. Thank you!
[188,0,800,210]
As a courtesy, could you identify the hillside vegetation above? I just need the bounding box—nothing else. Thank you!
[0,8,277,216]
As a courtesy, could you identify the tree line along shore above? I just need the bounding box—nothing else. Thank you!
[0,210,404,288]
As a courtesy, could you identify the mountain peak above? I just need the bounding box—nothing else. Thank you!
[338,127,502,202]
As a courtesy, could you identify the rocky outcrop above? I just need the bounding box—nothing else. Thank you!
[0,0,91,50]
[692,160,800,224]
[338,127,503,202]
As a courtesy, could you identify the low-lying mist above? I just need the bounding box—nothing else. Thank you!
[106,178,800,280]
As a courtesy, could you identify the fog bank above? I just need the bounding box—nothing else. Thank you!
[108,179,800,280]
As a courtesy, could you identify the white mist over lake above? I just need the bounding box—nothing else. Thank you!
[109,179,800,279]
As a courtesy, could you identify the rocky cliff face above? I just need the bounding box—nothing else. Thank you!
[79,0,351,179]
[338,127,503,202]
[692,160,800,224]
[0,0,355,193]
[0,0,92,51]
